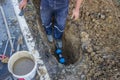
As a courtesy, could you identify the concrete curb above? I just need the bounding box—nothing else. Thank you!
[11,0,50,80]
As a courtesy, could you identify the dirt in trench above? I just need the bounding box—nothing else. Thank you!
[24,0,120,80]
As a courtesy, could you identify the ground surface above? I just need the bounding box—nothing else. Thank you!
[24,0,120,80]
[0,0,27,79]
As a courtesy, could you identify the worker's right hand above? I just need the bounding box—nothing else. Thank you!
[19,0,27,10]
[71,9,80,20]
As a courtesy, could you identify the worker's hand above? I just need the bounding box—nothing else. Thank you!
[71,9,80,20]
[19,0,27,10]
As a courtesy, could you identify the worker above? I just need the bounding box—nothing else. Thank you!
[19,0,83,48]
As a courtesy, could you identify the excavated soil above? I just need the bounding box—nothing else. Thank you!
[24,0,120,80]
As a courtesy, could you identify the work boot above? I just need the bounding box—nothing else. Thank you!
[47,34,53,43]
[56,39,62,48]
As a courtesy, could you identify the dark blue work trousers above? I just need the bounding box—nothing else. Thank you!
[40,0,69,39]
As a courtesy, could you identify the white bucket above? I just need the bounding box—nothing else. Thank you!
[8,51,37,80]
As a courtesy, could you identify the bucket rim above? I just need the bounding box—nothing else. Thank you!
[8,51,37,78]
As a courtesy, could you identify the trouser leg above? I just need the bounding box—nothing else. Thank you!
[54,5,68,48]
[54,6,68,40]
[40,0,53,35]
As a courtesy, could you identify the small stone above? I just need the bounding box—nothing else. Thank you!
[81,33,90,42]
[38,67,46,75]
[86,12,90,16]
[92,18,96,22]
[81,74,86,80]
[83,64,87,69]
[62,69,66,74]
[81,32,89,39]
[91,52,96,57]
[100,14,106,19]
[107,16,113,23]
[86,45,93,53]
[58,63,64,69]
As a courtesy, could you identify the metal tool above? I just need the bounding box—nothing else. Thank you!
[10,37,15,56]
[0,5,14,52]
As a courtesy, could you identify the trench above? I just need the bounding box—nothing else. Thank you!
[31,0,82,65]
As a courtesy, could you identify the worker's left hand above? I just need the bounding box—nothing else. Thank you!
[71,9,80,20]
